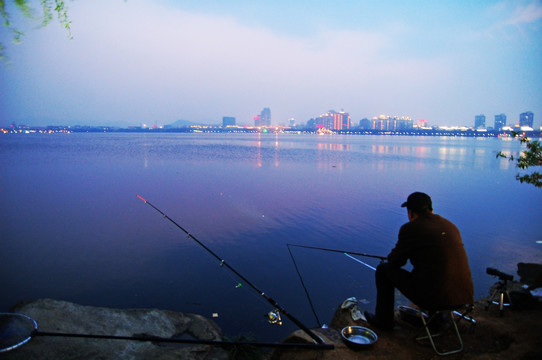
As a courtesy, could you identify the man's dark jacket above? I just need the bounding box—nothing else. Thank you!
[387,213,474,308]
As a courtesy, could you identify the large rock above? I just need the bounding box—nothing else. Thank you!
[2,299,228,360]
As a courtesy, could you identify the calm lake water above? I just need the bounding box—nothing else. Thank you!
[1,133,541,341]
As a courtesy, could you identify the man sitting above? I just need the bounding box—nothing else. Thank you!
[365,192,473,330]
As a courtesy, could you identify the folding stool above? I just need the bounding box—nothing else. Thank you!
[415,304,475,356]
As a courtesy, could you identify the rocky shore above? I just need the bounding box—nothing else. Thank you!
[0,299,228,360]
[1,263,541,360]
[270,297,542,360]
[270,262,542,360]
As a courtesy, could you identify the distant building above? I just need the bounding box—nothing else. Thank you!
[372,116,384,130]
[254,108,271,127]
[316,110,350,130]
[475,114,486,129]
[359,118,371,129]
[288,118,296,127]
[417,119,428,128]
[394,117,413,130]
[222,116,236,127]
[316,111,333,129]
[334,111,351,130]
[494,114,506,131]
[371,115,413,130]
[519,111,534,128]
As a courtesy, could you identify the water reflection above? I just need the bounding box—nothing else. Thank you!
[437,146,467,169]
[275,133,280,167]
[317,142,351,151]
[371,145,418,155]
[255,133,262,167]
[252,132,282,168]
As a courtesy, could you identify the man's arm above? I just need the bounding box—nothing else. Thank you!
[386,225,410,268]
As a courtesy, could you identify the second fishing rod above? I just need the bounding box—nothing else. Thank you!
[137,195,332,348]
[287,243,387,271]
[286,243,386,327]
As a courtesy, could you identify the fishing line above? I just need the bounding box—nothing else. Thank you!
[136,195,331,348]
[343,253,377,271]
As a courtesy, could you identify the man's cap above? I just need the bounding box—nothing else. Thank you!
[401,192,433,213]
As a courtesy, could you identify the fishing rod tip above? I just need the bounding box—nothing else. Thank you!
[136,195,147,203]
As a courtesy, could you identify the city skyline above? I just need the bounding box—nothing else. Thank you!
[3,108,538,134]
[1,108,537,131]
[1,0,541,128]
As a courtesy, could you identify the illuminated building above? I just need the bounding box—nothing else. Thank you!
[317,111,333,129]
[494,114,506,131]
[519,111,534,128]
[317,110,350,130]
[334,111,351,130]
[261,108,271,126]
[417,119,428,128]
[474,114,486,129]
[372,115,413,130]
[254,108,271,127]
[394,116,413,130]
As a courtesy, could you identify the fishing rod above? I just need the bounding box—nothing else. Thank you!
[286,243,387,261]
[0,312,331,353]
[286,245,322,328]
[136,195,332,348]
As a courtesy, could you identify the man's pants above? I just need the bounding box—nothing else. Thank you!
[375,262,419,325]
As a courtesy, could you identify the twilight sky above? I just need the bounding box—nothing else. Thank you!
[1,0,541,127]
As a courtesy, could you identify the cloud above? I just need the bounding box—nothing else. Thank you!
[505,0,542,25]
[9,0,449,125]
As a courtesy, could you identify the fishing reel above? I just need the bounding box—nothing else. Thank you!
[266,309,282,325]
